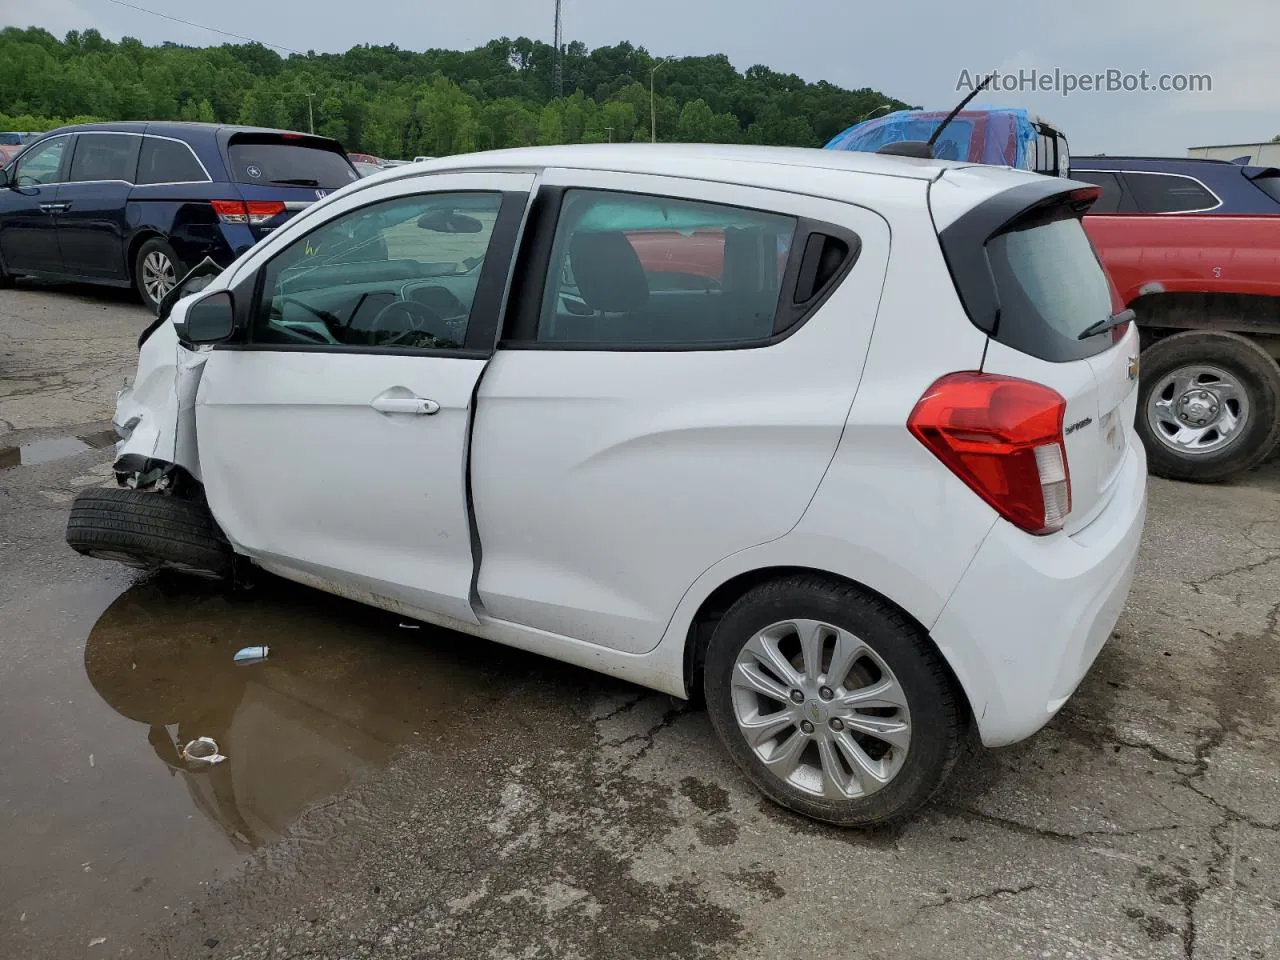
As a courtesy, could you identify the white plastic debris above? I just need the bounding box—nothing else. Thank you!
[233,645,269,664]
[181,737,227,766]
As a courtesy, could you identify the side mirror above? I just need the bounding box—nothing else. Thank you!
[157,257,223,320]
[179,291,236,345]
[0,166,9,189]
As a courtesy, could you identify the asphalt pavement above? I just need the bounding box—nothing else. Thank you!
[1,282,1277,960]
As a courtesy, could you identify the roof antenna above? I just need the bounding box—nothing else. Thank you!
[877,72,996,160]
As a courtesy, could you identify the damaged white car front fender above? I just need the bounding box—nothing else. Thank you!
[113,302,210,485]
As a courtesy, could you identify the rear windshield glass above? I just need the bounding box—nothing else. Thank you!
[226,139,359,189]
[985,215,1115,350]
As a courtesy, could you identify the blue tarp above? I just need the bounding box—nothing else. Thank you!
[825,108,1041,171]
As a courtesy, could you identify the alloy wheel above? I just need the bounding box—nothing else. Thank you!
[141,250,176,305]
[731,618,911,800]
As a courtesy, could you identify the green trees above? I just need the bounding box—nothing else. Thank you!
[0,25,908,158]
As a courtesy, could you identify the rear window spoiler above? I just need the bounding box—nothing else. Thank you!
[1242,165,1280,182]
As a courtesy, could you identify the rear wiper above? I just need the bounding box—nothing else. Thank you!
[1078,308,1135,341]
[270,178,321,186]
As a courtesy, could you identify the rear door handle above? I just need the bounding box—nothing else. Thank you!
[370,396,440,415]
[39,202,69,213]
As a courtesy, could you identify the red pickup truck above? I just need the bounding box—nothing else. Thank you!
[1075,156,1280,482]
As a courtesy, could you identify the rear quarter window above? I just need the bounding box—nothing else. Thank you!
[137,137,208,184]
[226,137,359,190]
[1122,171,1219,213]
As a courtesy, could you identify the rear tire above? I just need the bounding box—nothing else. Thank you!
[1136,330,1280,483]
[133,238,182,314]
[66,487,231,579]
[703,574,964,827]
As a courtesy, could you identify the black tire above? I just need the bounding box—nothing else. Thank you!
[703,574,964,827]
[66,487,231,579]
[1136,331,1280,483]
[133,237,183,313]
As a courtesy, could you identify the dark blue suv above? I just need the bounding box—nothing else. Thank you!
[0,122,360,310]
[1071,155,1280,216]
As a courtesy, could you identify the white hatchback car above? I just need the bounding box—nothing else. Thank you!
[68,144,1147,826]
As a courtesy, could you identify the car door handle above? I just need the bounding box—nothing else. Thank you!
[370,396,440,415]
[39,202,69,213]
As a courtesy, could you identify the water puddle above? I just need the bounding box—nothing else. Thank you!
[81,577,558,850]
[0,430,118,470]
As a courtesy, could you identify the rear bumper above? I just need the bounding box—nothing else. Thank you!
[931,440,1148,747]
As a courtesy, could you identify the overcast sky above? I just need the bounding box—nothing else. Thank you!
[4,0,1275,155]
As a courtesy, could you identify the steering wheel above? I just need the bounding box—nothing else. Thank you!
[367,298,454,348]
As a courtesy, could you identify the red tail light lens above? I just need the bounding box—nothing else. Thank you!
[211,200,286,225]
[211,199,248,224]
[908,372,1071,535]
[245,201,286,224]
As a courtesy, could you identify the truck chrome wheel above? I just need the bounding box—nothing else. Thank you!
[731,618,911,800]
[1146,364,1249,456]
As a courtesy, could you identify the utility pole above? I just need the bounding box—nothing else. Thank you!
[650,57,671,143]
[552,0,564,98]
[283,91,316,134]
[605,126,613,143]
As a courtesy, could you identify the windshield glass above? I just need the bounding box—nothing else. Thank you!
[226,138,359,189]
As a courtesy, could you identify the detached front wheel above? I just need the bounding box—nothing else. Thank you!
[703,575,964,827]
[67,487,230,579]
[1137,331,1280,483]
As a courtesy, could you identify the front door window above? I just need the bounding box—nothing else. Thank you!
[13,136,68,186]
[253,191,504,352]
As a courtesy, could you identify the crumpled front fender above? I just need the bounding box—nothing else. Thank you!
[113,317,208,484]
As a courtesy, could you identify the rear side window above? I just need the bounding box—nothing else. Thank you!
[68,134,139,183]
[537,190,798,345]
[1122,172,1219,213]
[227,137,359,189]
[1070,171,1126,213]
[986,215,1115,353]
[137,137,208,184]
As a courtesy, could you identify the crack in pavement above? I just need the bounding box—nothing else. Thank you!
[1187,553,1280,595]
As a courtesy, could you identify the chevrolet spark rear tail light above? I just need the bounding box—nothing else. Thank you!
[211,200,286,225]
[908,372,1071,535]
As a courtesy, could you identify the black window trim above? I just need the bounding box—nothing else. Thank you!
[1075,168,1222,215]
[498,184,862,353]
[214,187,530,359]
